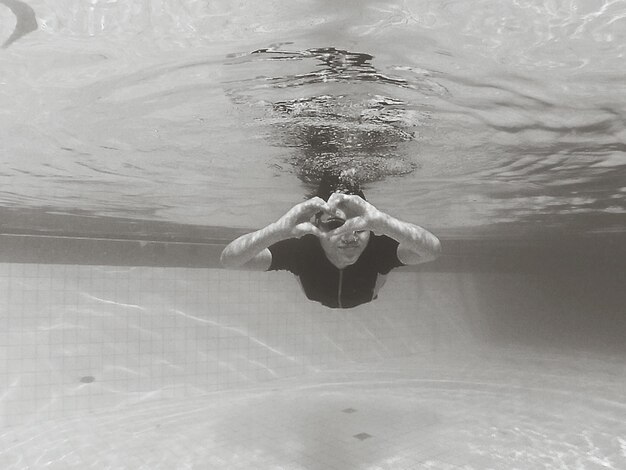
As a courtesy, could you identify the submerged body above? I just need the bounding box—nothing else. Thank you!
[269,233,403,308]
[220,189,441,308]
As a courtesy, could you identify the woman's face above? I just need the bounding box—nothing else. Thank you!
[316,212,370,266]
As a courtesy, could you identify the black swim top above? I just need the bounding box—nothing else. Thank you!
[268,234,404,309]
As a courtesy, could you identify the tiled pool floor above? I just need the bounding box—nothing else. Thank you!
[2,348,625,469]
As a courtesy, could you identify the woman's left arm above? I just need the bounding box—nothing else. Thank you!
[373,211,441,265]
[327,193,441,265]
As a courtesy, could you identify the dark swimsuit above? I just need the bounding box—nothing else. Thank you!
[268,234,404,309]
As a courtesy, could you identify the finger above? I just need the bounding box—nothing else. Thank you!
[327,192,350,208]
[307,225,324,238]
[312,198,336,215]
[330,192,362,204]
[328,193,366,215]
[301,199,332,217]
[295,222,323,238]
[303,197,324,211]
[307,196,328,208]
[326,193,350,217]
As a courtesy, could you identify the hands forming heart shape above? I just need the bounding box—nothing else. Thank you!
[276,192,385,239]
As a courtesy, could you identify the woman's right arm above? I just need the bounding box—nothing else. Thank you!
[220,197,331,270]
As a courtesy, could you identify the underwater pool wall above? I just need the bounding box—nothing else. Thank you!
[0,217,624,428]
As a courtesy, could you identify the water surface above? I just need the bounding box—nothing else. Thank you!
[0,0,624,236]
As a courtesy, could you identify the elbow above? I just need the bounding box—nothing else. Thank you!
[425,235,441,262]
[418,235,441,264]
[219,251,229,269]
[430,236,442,260]
[219,247,237,269]
[398,232,442,266]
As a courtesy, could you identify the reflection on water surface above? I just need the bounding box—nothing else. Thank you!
[0,0,624,235]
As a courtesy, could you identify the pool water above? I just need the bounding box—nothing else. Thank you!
[1,1,625,469]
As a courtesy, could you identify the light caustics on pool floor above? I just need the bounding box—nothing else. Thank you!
[1,351,624,470]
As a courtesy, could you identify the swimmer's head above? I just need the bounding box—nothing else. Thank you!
[313,169,371,267]
[313,168,366,229]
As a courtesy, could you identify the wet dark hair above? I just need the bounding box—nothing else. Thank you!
[315,170,366,201]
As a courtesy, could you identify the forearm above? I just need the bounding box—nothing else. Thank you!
[220,222,289,268]
[375,212,441,262]
[221,196,330,269]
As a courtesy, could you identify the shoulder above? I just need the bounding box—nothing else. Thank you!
[268,235,319,272]
[369,234,400,251]
[270,234,318,250]
[362,234,404,273]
